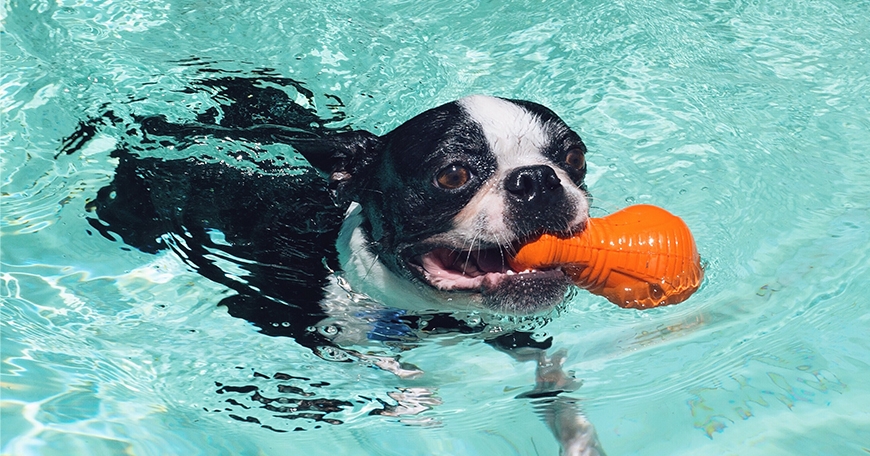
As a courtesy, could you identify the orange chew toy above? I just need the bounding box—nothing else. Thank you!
[509,204,703,309]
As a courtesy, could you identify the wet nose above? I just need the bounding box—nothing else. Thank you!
[504,165,563,203]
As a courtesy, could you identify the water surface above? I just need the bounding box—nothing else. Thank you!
[3,0,870,454]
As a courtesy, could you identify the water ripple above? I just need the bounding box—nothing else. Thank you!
[3,0,870,454]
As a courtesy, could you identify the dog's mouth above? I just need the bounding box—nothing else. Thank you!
[410,245,567,294]
[407,243,573,314]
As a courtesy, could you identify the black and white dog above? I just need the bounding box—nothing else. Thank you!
[73,75,603,454]
[314,94,590,315]
[82,78,591,346]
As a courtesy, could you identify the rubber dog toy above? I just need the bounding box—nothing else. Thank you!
[509,204,703,309]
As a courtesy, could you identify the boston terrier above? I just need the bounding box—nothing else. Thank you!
[71,75,603,454]
[80,77,591,346]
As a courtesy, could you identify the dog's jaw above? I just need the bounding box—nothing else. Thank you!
[409,245,574,314]
[338,206,575,315]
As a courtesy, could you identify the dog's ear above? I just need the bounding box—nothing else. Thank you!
[290,130,383,202]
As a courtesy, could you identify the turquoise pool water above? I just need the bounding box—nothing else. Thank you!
[3,0,870,454]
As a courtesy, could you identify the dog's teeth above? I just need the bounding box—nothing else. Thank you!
[506,270,515,276]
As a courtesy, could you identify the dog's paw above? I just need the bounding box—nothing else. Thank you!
[517,348,582,398]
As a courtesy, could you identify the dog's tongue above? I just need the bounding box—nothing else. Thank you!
[417,248,513,291]
[425,248,509,276]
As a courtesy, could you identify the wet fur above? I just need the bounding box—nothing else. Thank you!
[70,75,601,454]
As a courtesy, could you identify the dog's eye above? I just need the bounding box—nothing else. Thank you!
[435,164,471,189]
[565,148,586,171]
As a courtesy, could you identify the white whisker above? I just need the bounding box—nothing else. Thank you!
[491,232,508,270]
[461,233,480,276]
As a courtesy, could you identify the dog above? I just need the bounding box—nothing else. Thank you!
[70,74,603,454]
[79,77,591,345]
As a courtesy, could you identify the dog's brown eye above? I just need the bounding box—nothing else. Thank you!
[435,164,471,189]
[565,148,585,171]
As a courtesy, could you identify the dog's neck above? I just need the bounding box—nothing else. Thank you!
[335,204,419,308]
[335,203,484,313]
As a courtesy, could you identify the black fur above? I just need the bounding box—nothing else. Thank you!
[75,75,495,353]
[67,72,600,453]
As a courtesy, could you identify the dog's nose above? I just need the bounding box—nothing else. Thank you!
[505,165,563,203]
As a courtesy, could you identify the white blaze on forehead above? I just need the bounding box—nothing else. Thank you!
[421,95,588,248]
[458,95,553,169]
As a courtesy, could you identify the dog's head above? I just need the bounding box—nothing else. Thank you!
[301,95,589,314]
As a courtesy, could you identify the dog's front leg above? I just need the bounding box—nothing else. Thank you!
[522,349,606,456]
[536,394,605,456]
